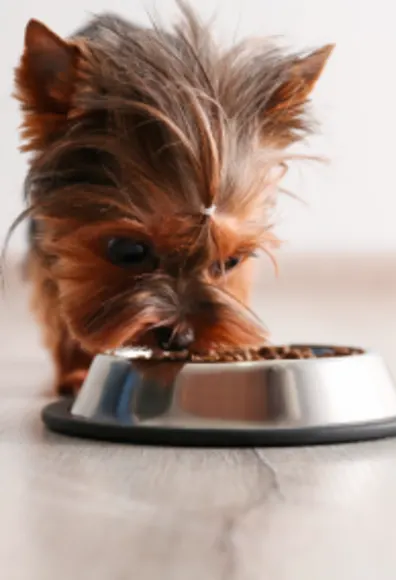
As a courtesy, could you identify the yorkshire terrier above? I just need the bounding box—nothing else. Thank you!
[13,3,333,394]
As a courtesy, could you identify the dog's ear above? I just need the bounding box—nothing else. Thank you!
[265,45,334,143]
[270,45,334,107]
[15,19,80,151]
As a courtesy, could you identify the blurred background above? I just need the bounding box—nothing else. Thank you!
[0,0,395,392]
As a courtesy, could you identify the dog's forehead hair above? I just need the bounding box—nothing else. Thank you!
[131,212,259,265]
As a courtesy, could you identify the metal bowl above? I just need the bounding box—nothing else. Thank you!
[42,345,396,446]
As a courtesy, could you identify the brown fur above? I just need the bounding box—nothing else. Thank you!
[13,3,333,393]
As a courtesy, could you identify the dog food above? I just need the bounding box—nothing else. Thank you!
[146,345,364,362]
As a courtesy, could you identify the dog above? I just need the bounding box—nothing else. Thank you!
[13,2,333,393]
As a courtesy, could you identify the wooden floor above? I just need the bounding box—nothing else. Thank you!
[1,253,396,580]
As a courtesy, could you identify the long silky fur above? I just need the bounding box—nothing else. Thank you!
[11,1,332,392]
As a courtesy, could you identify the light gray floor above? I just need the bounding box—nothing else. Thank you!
[1,254,396,580]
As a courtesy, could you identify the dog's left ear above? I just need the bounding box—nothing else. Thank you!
[15,19,80,151]
[265,44,334,143]
[273,45,334,104]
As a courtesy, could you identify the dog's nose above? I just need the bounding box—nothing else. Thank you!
[155,326,195,351]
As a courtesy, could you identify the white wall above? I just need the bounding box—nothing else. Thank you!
[1,0,395,254]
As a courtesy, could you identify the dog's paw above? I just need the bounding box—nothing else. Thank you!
[57,369,88,396]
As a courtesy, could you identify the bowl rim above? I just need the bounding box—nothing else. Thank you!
[105,343,369,372]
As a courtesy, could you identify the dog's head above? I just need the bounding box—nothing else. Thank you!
[14,6,332,354]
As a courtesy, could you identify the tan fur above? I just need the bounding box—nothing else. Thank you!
[28,251,92,393]
[12,4,332,393]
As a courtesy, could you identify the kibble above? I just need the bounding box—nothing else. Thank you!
[145,345,363,363]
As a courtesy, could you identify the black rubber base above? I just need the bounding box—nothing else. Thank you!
[42,399,396,447]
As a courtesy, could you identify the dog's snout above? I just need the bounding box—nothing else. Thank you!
[155,325,195,351]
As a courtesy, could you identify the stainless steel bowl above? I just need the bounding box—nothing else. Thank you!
[42,345,396,446]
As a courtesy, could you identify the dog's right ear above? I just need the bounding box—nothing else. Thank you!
[14,19,80,151]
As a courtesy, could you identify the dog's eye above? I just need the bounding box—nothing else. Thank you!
[210,256,241,277]
[224,256,241,271]
[107,238,151,267]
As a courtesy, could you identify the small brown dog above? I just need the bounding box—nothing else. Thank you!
[13,3,333,393]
